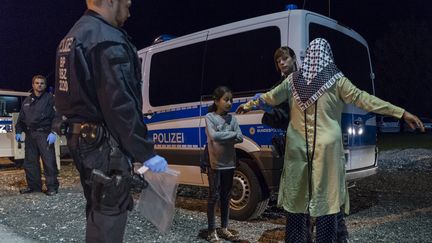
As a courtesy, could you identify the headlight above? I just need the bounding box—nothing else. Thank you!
[348,126,365,136]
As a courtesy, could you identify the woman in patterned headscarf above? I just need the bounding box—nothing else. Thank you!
[237,38,424,242]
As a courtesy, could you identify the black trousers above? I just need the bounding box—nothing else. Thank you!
[207,168,235,231]
[23,131,58,191]
[336,210,348,243]
[285,211,347,243]
[67,133,133,243]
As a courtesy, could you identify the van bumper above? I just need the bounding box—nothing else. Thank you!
[346,165,378,181]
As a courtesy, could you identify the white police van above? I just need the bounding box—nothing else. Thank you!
[138,8,378,220]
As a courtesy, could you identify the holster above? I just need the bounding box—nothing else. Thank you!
[90,168,148,215]
[128,173,148,193]
[91,169,134,215]
[52,119,69,135]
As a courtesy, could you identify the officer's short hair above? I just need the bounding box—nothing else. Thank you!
[273,46,297,72]
[32,75,47,84]
[87,0,102,6]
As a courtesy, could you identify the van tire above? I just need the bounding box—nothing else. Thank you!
[9,158,23,168]
[230,160,269,220]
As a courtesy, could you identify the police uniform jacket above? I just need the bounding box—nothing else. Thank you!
[16,92,55,134]
[54,10,154,162]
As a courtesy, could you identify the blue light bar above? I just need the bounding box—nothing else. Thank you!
[285,4,298,10]
[152,34,175,45]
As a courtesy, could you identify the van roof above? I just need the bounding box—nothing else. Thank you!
[139,9,367,58]
[0,90,29,96]
[139,9,338,53]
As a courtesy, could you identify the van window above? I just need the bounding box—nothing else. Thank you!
[0,95,21,117]
[149,42,206,107]
[203,27,281,96]
[309,23,373,93]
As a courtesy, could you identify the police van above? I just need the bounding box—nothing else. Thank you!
[138,9,378,220]
[0,90,28,161]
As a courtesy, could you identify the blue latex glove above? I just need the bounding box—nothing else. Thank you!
[252,93,262,101]
[15,133,22,142]
[251,93,272,112]
[144,155,168,173]
[258,98,273,113]
[47,132,57,145]
[251,93,263,110]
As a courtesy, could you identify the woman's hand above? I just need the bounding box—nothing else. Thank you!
[403,111,425,132]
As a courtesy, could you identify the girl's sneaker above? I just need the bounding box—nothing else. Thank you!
[219,228,239,241]
[207,230,222,243]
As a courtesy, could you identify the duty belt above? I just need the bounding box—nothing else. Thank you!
[68,123,102,135]
[68,123,85,134]
[27,127,50,132]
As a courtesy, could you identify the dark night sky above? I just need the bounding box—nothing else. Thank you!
[1,0,431,109]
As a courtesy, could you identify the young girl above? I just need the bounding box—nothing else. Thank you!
[205,86,243,243]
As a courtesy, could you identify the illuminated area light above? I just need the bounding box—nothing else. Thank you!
[348,127,353,135]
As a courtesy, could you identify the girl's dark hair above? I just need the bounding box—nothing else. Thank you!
[273,46,298,72]
[208,86,232,113]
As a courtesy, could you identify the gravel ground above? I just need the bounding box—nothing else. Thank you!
[0,148,431,242]
[346,149,432,242]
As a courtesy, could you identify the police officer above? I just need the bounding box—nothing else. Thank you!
[15,74,59,196]
[54,0,167,242]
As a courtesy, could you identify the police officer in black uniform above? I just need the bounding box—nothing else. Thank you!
[15,75,59,196]
[255,47,297,157]
[54,0,168,242]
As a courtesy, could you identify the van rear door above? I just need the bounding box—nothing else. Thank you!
[306,13,378,176]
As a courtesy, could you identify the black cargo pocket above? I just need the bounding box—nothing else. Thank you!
[93,175,131,216]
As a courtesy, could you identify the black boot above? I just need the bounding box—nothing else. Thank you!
[19,187,41,194]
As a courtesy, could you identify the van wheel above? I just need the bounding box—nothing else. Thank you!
[9,158,23,168]
[230,160,269,221]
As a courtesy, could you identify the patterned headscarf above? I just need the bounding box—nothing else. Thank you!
[289,38,344,111]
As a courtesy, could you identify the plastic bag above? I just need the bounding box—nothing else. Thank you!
[137,167,180,233]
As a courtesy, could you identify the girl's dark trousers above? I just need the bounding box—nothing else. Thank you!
[207,168,235,231]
